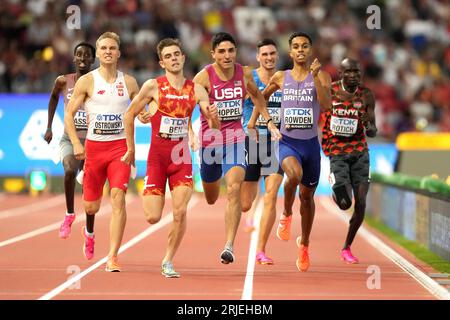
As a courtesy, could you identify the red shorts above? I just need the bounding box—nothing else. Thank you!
[83,139,131,201]
[143,141,193,196]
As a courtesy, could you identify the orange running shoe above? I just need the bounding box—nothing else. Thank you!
[276,214,292,241]
[296,243,310,272]
[105,256,122,272]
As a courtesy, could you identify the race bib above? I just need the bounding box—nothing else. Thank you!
[283,108,313,130]
[159,116,189,139]
[257,107,281,127]
[74,110,87,131]
[92,113,123,135]
[330,116,358,137]
[215,99,242,121]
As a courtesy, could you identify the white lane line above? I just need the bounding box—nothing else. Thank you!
[320,196,450,300]
[38,196,199,300]
[0,195,66,220]
[241,197,264,300]
[0,194,135,248]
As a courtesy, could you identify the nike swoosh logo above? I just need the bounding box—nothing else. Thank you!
[309,181,318,185]
[68,88,74,92]
[332,102,342,106]
[185,175,192,179]
[213,84,220,89]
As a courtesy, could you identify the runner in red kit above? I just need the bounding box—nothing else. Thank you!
[123,38,219,278]
[65,32,139,272]
[321,58,377,264]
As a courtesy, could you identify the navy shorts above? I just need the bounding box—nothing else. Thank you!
[245,135,283,182]
[200,142,247,183]
[278,135,321,187]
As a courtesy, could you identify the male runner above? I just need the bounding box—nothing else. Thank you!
[65,32,139,272]
[122,38,219,278]
[321,58,377,263]
[241,38,283,265]
[44,42,95,239]
[193,32,281,264]
[263,32,331,271]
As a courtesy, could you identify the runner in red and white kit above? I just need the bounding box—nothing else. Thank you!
[122,38,219,278]
[65,32,139,272]
[44,42,95,239]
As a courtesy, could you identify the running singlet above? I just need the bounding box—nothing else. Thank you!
[150,76,196,144]
[242,69,282,134]
[321,81,368,157]
[280,72,320,139]
[200,63,246,147]
[84,69,130,141]
[63,73,87,138]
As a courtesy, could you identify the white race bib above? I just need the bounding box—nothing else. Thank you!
[257,107,281,126]
[283,108,313,130]
[215,99,242,121]
[92,113,123,135]
[330,116,358,137]
[159,115,189,139]
[74,110,87,131]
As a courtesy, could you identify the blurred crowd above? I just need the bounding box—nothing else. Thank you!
[0,0,449,140]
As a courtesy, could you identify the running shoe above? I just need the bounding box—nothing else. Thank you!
[220,248,235,264]
[81,226,95,260]
[161,261,180,278]
[296,240,310,272]
[59,214,75,239]
[105,256,122,272]
[341,247,359,264]
[256,251,274,265]
[276,214,292,241]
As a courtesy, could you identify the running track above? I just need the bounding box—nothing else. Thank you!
[0,192,448,300]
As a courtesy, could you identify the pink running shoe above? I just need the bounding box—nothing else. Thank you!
[256,251,274,265]
[59,214,76,239]
[81,227,95,260]
[341,247,359,264]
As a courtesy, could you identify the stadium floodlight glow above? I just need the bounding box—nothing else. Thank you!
[30,170,47,191]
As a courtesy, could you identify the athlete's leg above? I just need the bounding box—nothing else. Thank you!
[223,166,246,248]
[62,154,79,213]
[143,195,165,224]
[344,182,369,248]
[257,173,283,253]
[202,180,221,205]
[163,186,192,263]
[108,188,127,258]
[298,184,317,246]
[281,156,302,217]
[241,181,259,212]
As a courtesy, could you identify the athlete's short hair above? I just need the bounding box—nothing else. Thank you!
[257,38,277,51]
[73,42,95,57]
[211,32,236,51]
[288,32,313,47]
[96,32,120,48]
[157,38,183,60]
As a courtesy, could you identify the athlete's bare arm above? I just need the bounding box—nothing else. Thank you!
[310,59,332,110]
[125,74,140,101]
[362,88,377,137]
[44,75,66,144]
[122,79,158,165]
[245,67,281,140]
[195,83,220,130]
[193,69,210,93]
[64,74,92,160]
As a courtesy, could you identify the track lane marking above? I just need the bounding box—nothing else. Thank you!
[320,196,449,300]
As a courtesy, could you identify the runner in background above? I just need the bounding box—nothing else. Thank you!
[44,42,95,239]
[321,58,377,264]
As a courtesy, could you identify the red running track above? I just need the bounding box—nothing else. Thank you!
[0,192,444,300]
